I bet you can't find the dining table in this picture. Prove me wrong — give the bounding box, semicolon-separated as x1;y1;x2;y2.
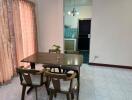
21;52;83;100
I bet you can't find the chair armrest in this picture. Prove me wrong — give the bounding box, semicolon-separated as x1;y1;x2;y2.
36;69;45;75
18;67;44;75
66;72;77;80
20;66;24;68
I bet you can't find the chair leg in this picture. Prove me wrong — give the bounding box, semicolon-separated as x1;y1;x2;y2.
66;93;70;100
54;92;57;98
77;74;80;100
45;77;50;95
49;90;53;100
35;87;38;100
45;84;50;95
71;92;74;100
27;86;33;94
21;86;26;100
77;89;79;100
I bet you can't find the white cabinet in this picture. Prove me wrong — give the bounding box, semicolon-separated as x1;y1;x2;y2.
64;38;77;51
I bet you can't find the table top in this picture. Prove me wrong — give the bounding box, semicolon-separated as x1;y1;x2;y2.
21;52;83;66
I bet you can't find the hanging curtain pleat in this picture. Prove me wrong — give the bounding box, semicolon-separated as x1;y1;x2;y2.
0;0;14;83
13;0;24;67
7;0;18;73
0;0;37;84
19;0;37;60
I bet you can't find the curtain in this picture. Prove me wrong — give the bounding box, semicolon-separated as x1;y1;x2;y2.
0;0;37;84
13;0;37;67
19;0;37;59
13;0;24;67
0;0;14;83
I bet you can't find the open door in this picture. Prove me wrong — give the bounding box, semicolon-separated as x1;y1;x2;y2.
78;19;91;63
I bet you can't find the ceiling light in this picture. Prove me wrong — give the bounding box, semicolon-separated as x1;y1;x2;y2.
67;0;79;16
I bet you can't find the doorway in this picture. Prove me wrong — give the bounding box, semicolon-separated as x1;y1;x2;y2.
63;0;92;63
78;19;91;63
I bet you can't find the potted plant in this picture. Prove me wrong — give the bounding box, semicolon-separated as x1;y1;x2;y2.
52;44;61;51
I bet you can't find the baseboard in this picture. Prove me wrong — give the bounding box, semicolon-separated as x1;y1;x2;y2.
89;62;132;69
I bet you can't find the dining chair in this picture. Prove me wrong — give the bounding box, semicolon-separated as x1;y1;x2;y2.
45;70;77;100
16;66;47;100
49;49;61;54
43;49;61;73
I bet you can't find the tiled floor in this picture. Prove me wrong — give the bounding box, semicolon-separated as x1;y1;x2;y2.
82;65;132;100
0;64;132;100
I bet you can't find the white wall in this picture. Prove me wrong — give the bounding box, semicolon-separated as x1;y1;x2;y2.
90;0;132;66
64;6;92;28
79;6;92;19
36;0;64;52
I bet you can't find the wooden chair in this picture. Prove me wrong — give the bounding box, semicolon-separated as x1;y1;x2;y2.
49;49;61;54
43;49;61;73
16;66;47;100
45;70;77;100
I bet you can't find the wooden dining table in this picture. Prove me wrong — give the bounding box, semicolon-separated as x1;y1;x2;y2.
21;52;83;100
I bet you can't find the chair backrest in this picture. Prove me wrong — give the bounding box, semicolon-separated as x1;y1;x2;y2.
16;67;43;85
45;70;76;91
44;49;61;73
49;49;61;54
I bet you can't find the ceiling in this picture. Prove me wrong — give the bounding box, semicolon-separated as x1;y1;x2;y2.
64;0;92;7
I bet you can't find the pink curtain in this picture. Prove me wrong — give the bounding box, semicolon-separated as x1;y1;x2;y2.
0;0;37;84
0;0;14;83
19;0;37;59
13;0;37;67
13;0;24;67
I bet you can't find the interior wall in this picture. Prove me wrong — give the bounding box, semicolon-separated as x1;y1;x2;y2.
79;6;92;19
90;0;132;66
64;6;92;28
35;0;64;52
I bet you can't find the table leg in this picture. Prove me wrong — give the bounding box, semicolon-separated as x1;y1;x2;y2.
30;62;35;69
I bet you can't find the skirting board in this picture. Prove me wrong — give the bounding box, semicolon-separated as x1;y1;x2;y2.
89;62;132;69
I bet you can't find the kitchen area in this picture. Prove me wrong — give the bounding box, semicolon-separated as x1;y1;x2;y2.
64;0;92;63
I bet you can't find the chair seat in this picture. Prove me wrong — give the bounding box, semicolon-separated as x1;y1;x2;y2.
43;64;61;73
49;78;77;91
22;75;46;85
